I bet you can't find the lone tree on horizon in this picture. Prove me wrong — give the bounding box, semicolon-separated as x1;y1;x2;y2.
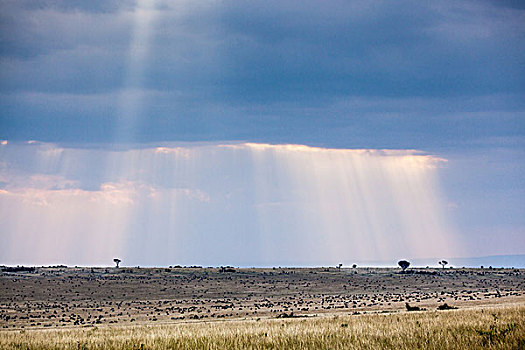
113;258;121;268
439;260;448;269
398;260;410;272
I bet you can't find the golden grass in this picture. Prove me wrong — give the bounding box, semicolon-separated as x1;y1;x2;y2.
1;305;524;349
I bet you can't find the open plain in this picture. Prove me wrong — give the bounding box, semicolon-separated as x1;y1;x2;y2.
1;266;524;349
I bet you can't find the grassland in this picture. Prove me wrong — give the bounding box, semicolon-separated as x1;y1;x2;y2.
1;267;524;348
1;305;524;349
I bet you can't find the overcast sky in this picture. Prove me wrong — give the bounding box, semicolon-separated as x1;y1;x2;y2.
0;0;524;266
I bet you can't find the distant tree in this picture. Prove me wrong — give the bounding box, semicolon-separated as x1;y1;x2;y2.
438;260;448;269
113;258;121;268
398;260;410;272
352;264;357;269
337;263;343;271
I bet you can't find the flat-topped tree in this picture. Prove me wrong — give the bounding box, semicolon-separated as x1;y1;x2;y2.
337;263;342;271
398;260;410;272
113;258;121;268
439;260;448;269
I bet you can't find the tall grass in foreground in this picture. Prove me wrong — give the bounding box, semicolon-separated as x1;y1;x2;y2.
1;305;524;349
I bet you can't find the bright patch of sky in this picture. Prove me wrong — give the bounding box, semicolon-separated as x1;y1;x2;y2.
1;141;462;266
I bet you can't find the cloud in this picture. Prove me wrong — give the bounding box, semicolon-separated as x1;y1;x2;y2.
0;141;463;266
2;1;523;98
1;0;523;147
0;181;142;206
1;141;523;265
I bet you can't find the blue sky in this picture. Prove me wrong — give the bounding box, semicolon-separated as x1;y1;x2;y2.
0;0;524;266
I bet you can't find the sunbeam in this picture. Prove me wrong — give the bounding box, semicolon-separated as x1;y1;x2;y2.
115;0;158;142
0;142;459;266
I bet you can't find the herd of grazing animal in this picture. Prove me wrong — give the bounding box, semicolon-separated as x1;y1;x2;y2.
0;266;523;329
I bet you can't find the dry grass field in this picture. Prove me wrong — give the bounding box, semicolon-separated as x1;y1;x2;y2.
1;305;524;349
1;266;524;348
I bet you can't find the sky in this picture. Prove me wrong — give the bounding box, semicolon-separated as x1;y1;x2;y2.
0;0;524;267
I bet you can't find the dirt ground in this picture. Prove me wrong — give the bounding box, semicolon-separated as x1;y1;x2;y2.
1;266;524;329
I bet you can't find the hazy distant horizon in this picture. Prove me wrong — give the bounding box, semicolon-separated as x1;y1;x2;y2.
3;253;525;270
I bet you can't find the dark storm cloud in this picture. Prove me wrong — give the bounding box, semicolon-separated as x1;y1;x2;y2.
0;0;524;147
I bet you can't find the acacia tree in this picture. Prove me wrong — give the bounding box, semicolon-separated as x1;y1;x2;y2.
337;263;343;271
113;258;121;268
398;260;410;272
439;260;448;269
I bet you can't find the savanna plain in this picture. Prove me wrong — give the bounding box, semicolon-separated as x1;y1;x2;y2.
1;266;524;349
